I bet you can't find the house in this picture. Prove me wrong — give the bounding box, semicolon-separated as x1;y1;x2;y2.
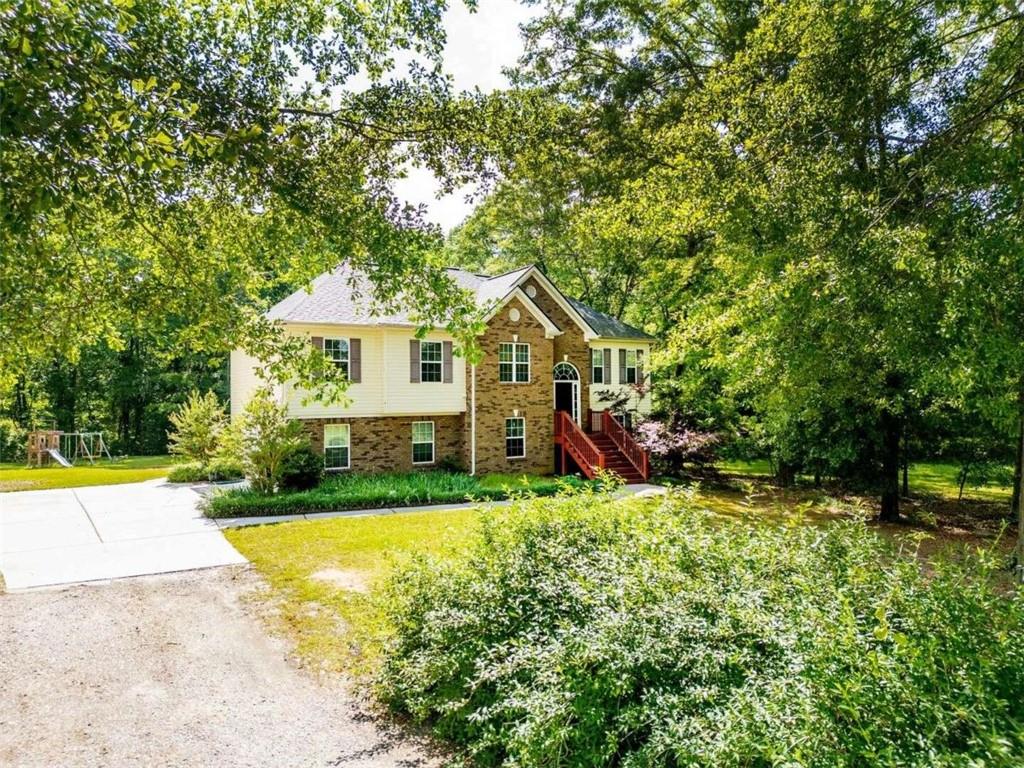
230;264;655;481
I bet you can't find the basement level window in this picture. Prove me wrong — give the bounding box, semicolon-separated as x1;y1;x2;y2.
412;421;435;464
324;424;350;470
505;417;526;459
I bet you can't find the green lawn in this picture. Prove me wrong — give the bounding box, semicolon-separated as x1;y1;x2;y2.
715;458;1014;503
225;505;482;674
0;455;177;492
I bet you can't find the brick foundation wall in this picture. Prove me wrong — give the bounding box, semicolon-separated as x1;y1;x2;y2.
467;296;554;475
300;414;465;474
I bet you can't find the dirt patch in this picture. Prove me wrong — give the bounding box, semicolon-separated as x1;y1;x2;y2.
312;567;371;594
0;567;442;768
0;480;34;492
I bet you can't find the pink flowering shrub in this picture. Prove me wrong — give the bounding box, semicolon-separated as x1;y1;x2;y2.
635;419;720;474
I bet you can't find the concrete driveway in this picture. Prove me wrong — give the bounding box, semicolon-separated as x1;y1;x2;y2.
0;480;246;590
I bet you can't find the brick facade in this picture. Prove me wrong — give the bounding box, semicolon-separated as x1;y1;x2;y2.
300;414;465;474
522;278;591;390
466;296;555;475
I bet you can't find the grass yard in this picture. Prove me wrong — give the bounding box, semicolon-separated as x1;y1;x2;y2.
205;471;589;518
225;505;482;675
0;455;177;492
716;458;1014;503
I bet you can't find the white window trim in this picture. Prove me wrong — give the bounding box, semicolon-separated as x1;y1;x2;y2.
591;349;604;384
505;416;526;460
412;420;435;465
419;340;443;383
323;423;351;471
499;342;531;384
324;337;350;377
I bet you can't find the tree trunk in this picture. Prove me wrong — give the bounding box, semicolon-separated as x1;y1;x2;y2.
958;464;969;503
879;409;901;522
777;460;796;488
1013;401;1023;520
901;456;909;497
1013;389;1024;580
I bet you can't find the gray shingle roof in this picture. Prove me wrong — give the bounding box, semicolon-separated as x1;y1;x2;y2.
567;297;654;340
267;264;411;325
267;262;653;340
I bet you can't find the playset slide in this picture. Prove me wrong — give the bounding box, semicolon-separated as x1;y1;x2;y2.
46;448;73;468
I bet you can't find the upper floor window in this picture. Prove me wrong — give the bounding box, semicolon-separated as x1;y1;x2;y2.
505;417;525;459
412;421;435;464
324;338;349;378
623;349;639;384
592;348;604;384
499;342;530;383
420;341;442;382
324;423;350;470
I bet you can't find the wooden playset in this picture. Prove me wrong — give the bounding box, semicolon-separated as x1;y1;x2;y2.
26;430;112;467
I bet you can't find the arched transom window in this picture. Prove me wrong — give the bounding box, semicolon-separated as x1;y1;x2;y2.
553;362;579;381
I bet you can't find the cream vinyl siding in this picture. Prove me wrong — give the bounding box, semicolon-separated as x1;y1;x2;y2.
229;348;268;418
587;340;653;415
282;324;466;418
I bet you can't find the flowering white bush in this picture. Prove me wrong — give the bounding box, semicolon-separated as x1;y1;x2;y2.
379;493;1024;767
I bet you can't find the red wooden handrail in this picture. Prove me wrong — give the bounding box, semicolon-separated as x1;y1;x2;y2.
554;411;605;478
601;411;650;480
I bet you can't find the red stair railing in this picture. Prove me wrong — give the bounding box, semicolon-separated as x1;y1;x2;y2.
601;411;650;480
554;411;605;479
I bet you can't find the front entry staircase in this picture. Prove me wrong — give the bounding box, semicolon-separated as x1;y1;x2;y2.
553;410;650;483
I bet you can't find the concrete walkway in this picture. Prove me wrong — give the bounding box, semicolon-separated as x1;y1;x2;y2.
0;480;246;591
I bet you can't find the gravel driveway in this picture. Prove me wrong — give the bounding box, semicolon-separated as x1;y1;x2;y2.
0;567;440;768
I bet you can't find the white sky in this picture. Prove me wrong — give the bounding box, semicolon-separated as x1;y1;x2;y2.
390;0;537;233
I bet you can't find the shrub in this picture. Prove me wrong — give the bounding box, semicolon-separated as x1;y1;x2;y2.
437;454;467;474
215;417;244;465
239;387;307;493
168;459;243;483
378;492;1024;767
204;472;590;518
634;418;719;475
0;416;27;463
206;457;244;481
167;462;207;483
167;390;226;465
279;444;324;491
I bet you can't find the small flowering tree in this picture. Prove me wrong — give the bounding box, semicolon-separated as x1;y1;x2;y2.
167;390;226;466
240;387;309;494
634;418;720;475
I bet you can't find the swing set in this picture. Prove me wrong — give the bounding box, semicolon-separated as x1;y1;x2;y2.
26;430;113;468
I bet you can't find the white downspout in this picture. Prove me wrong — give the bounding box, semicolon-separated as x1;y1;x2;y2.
470;363;477;475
